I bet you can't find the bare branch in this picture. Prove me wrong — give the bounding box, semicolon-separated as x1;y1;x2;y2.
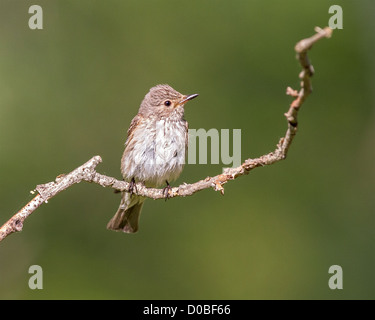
0;27;332;243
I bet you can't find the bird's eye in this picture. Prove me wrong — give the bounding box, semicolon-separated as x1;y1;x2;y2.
164;100;172;107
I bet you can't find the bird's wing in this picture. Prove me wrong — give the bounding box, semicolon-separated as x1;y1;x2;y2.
125;114;143;146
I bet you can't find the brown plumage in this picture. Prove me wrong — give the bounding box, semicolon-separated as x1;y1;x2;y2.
107;84;198;233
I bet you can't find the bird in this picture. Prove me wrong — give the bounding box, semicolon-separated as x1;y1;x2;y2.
107;84;198;233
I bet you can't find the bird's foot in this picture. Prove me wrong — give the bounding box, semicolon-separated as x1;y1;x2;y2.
129;177;138;195
162;180;172;201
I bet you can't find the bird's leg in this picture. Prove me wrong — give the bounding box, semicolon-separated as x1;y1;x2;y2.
129;177;138;196
162;180;172;201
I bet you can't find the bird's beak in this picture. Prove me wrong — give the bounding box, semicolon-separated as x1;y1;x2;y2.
179;93;199;105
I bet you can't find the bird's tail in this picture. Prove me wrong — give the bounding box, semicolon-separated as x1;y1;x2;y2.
107;193;144;233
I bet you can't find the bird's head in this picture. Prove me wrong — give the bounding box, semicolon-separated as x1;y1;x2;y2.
139;84;198;120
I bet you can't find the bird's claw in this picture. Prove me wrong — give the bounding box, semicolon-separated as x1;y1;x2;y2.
162;180;172;201
129;178;137;195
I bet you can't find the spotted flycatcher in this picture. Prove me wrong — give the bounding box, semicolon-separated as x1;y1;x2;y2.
107;84;198;233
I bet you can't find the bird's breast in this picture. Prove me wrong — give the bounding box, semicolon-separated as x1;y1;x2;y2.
121;118;188;186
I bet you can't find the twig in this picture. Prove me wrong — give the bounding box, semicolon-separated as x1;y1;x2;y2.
0;26;332;243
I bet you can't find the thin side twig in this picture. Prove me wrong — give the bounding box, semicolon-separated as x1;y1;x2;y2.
0;26;332;243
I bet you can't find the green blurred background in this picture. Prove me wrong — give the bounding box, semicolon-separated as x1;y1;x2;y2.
0;0;374;299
